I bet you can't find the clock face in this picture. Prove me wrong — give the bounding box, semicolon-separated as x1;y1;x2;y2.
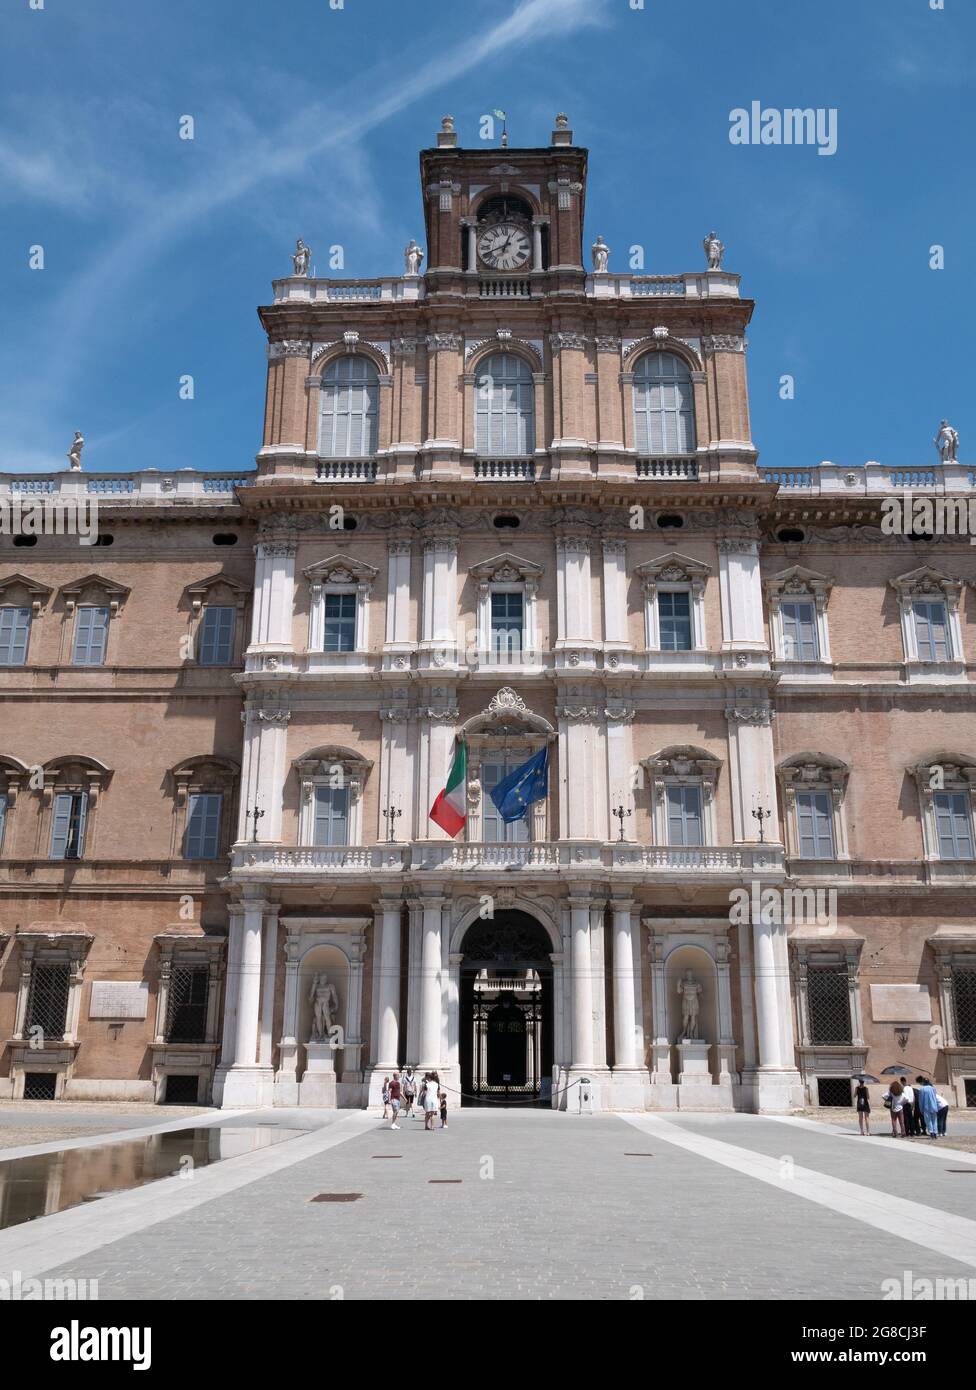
478;222;532;271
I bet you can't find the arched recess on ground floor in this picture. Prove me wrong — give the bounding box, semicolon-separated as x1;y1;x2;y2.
451;900;561;1107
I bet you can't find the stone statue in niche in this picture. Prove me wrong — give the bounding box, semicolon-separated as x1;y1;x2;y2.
308;972;339;1041
678;969;703;1040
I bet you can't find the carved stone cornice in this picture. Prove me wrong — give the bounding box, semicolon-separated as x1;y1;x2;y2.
268;339;311;359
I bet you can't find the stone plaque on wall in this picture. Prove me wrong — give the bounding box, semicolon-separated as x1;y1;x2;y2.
869;984;932;1023
89;982;149;1021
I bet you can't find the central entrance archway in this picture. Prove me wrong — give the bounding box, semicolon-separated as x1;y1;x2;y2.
458;911;554;1107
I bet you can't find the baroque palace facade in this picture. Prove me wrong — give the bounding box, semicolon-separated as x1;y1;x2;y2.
1;115;975;1115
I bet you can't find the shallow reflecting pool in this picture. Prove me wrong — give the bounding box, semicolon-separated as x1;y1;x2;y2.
0;1126;307;1230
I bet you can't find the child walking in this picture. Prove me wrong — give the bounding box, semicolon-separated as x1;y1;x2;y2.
439;1089;448;1130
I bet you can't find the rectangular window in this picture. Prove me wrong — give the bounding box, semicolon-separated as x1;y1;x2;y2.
658;591;692;651
666;785;702;846
795;790;835;859
313;786;350;846
184;792;223;860
25;962;71;1039
72;606;109;666
481;759;530;844
490;591;524;656
198;606;235;665
50;792;87;860
951;966;976;1046
0;606;31;665
781;599;818;661
913;599;950;661
933;790;974;860
166;965;209;1043
323;593;357;653
807;967;853;1044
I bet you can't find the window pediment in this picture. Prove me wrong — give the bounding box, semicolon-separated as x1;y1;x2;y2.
470;553;543;587
0;574;52;616
184;573;249;614
170;756;239;801
911;754;976;795
779;753;849;795
644;745;721;795
890;566;962;603
58;574;130;616
459;687;554;742
634;552;710;594
766;566;832;608
303;555;378;588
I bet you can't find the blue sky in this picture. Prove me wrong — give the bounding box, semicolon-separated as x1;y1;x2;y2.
1;0;971;475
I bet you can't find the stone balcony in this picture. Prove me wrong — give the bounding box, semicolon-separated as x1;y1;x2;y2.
0;469;253;505
269;269;742;305
229;840;785;881
762;461;973;496
586;270;742;300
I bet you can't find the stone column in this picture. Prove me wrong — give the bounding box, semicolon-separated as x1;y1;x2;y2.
217;895;274;1107
742;912;803;1114
418;895;446;1071
249;539;297;655
611;898;638;1069
258;904;280;1069
531;217;546;273
567;893;596;1105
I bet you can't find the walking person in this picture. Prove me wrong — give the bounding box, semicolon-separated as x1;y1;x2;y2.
423;1070;440;1131
439;1088;449;1130
883;1078;905;1136
389;1071;402;1129
917;1078;939;1138
936;1090;950;1137
900;1077;916;1136
854;1079;871;1135
381;1076;391;1120
402;1066;417;1119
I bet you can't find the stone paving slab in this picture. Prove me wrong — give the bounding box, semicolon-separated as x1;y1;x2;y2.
33;1110;976;1301
666;1113;976;1224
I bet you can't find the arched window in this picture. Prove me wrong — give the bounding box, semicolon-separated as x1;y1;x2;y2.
319;356;379;458
633;352;696;455
474;353;534;457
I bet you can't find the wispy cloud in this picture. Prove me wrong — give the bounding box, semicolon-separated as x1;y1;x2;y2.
2;0;609;471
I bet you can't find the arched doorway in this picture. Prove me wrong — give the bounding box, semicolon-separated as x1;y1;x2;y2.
458;912;554;1107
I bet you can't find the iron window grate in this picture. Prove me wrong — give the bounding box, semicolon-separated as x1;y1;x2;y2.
817;1077;853;1108
23;1072;57;1101
952;967;976;1045
166;966;209;1043
808;966;852;1044
163;1074;200;1104
25;963;70;1040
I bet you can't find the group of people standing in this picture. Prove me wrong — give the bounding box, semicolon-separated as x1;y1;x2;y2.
855;1075;950;1138
381;1066;448;1131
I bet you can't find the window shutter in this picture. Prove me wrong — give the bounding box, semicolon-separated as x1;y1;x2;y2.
633;353;695;455
319;357;379;458
0;607;31;665
914;600;949;661
50;792;72;858
74;606;109;665
667;785;702;847
782;600;818;661
0;792;7;850
475;354;533;457
796;791;834;858
51;792;86;859
935;790;973;860
313;787;350;846
199;607;235;665
186;793;223;858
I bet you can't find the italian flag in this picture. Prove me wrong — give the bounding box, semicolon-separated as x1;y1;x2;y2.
429;739;467;838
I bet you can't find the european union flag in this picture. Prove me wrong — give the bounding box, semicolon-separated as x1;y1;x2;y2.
489;746;549;824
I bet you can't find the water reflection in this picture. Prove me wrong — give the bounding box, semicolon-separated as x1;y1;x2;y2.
0;1126;306;1231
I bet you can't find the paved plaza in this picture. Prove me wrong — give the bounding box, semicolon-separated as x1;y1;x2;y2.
2;1106;976;1300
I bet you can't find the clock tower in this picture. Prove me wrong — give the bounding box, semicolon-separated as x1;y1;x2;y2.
421;112;587;296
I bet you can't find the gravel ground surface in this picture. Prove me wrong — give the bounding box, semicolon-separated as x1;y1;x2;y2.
0;1101;204;1149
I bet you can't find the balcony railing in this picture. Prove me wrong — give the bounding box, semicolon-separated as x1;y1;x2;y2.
636;456;700;480
478;278;531;298
315;458;378;482
230;841;784;875
271;275;424;304
586;270;741;300
761;461;973;496
473;457;536;480
0;470;252;504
